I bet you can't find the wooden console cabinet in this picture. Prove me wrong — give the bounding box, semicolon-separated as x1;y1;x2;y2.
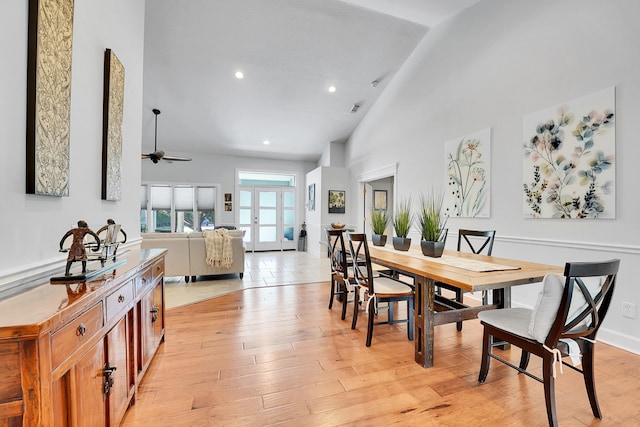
0;248;166;426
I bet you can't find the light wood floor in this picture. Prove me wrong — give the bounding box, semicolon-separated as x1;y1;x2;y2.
121;282;640;426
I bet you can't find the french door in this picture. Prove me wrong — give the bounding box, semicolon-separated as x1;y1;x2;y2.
238;186;296;251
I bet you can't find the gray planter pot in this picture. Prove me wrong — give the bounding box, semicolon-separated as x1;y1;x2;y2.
372;234;387;246
393;237;411;251
420;240;445;257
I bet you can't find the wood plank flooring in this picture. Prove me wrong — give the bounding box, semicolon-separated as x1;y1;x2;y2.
121;282;640;426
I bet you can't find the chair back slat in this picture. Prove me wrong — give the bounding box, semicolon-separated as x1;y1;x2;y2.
546;259;619;346
458;229;496;255
326;229;348;280
347;233;375;294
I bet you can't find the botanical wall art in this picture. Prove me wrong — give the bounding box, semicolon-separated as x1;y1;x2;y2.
102;49;125;201
328;190;345;214
444;128;491;218
26;0;75;196
523;87;615;218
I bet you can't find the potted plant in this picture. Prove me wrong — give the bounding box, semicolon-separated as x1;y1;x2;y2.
392;197;412;251
370;209;389;246
418;189;448;257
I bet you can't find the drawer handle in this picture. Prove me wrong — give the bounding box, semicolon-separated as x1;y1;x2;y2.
77;323;87;336
156;265;161;272
118;294;125;303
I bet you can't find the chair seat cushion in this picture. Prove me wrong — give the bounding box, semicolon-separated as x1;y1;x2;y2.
374;276;413;296
478;308;535;340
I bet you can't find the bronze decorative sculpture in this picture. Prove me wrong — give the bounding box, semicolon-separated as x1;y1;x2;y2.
59;220;101;276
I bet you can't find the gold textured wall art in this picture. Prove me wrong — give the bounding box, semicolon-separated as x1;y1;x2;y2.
102;49;125;201
26;0;75;196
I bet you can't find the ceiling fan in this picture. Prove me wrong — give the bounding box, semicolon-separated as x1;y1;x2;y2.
141;108;192;163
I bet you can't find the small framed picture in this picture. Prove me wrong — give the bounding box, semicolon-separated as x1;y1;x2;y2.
373;190;387;210
328;190;345;214
224;193;232;211
308;183;315;211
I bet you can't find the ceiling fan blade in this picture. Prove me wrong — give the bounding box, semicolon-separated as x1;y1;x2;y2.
162;155;192;162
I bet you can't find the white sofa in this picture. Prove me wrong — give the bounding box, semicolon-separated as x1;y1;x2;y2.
141;230;245;282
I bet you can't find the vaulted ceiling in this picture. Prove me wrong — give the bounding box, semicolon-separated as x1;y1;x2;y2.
141;0;481;162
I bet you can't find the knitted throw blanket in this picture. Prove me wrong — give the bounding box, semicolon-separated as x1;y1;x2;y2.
203;229;233;269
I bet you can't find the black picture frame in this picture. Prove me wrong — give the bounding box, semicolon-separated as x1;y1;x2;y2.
328;190;345;214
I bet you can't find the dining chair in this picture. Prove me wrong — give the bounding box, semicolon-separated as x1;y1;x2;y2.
326;229;353;320
436;229;496;331
347;233;414;347
477;259;620;427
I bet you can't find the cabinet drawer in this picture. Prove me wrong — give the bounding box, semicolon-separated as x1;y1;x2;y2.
106;280;134;323
136;266;153;295
51;302;104;371
151;259;164;281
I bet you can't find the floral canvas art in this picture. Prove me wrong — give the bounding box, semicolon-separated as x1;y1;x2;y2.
523;87;615;218
444;128;491;218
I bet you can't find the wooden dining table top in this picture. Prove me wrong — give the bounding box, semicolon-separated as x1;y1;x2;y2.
366;245;563;292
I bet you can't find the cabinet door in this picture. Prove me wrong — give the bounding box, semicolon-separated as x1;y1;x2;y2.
106;314;132;426
69;341;106;427
139;282;164;374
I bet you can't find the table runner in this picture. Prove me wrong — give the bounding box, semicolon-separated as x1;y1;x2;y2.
374;246;520;272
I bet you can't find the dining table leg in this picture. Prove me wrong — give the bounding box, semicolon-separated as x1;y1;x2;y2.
414;275;435;368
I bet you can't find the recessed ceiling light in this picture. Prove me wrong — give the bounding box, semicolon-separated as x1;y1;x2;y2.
235;71;244;79
328;85;336;93
263;140;270;145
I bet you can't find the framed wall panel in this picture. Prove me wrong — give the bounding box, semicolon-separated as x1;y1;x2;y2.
102;48;125;201
26;0;75;196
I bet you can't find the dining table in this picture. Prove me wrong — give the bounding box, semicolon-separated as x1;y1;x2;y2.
366;244;563;368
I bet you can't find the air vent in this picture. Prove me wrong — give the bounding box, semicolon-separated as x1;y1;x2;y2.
350;104;360;113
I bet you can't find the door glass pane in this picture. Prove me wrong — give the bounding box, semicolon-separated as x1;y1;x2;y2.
283;210;294;225
239;208;251;224
283;226;294;241
240;190;252;206
260;227;277;242
259;209;276;224
259;191;277;207
284;191;295;208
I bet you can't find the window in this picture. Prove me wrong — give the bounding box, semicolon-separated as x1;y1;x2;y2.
197;187;215;231
141;184;218;232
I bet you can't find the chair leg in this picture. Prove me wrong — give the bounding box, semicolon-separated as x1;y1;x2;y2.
407;296;414;341
455;289;463;331
478;329;491;383
351;286;360;330
365;298;375;347
543;355;559;427
519;350;531;370
581;340;602;418
328;276;335;309
340;283;348;320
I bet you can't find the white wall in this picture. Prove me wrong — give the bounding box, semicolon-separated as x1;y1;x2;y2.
305;166;353;256
142;151;316;228
345;0;640;353
0;1;145;281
